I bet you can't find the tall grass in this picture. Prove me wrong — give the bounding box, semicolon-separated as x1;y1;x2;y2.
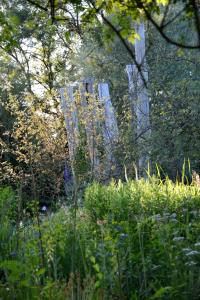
0;177;200;299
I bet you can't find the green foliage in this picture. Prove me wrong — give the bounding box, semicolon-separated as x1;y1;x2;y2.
1;0;200;188
148;20;200;177
0;2;200;297
0;186;16;222
0;187;18;268
1;179;200;299
0;95;67;203
85;178;200;220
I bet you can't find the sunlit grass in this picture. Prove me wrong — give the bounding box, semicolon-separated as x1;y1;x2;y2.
0;178;200;299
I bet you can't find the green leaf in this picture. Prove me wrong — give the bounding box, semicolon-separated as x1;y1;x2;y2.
65;31;71;42
90;256;96;264
9;15;21;26
93;263;100;273
127;32;140;44
35;268;45;276
150;286;172;299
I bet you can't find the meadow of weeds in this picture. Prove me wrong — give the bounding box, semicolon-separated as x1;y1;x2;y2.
0;177;200;299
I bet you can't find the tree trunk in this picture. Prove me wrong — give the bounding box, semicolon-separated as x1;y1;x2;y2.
80;79;99;177
126;22;150;176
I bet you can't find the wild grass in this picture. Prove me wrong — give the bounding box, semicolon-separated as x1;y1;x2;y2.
0;177;200;299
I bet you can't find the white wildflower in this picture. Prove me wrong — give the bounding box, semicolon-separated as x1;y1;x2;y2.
185;261;197;266
151;265;161;271
182;248;192;253
171;213;177;218
163;212;170;217
170;218;178;223
152;214;162;221
173;237;184;242
186;250;199;256
190;210;198;216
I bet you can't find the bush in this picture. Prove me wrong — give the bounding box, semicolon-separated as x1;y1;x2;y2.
1;179;200;299
85;178;200;220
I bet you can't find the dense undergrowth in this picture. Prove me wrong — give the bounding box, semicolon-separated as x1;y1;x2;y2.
1;178;200;299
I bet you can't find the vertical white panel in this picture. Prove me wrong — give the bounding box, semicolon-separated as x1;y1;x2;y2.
60;86;79;165
98;83;119;175
98;83;119;142
80;79;99;174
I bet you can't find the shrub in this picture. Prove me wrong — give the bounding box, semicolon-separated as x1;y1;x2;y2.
1;179;200;299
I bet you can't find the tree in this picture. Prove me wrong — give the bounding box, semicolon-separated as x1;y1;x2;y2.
0;0;72;201
16;0;200;81
148;21;200;177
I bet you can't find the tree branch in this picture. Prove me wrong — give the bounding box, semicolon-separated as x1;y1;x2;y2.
26;0;48;11
190;0;200;46
136;0;200;49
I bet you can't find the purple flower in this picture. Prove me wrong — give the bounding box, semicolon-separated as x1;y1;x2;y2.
64;166;72;183
114;225;123;231
10;251;17;257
